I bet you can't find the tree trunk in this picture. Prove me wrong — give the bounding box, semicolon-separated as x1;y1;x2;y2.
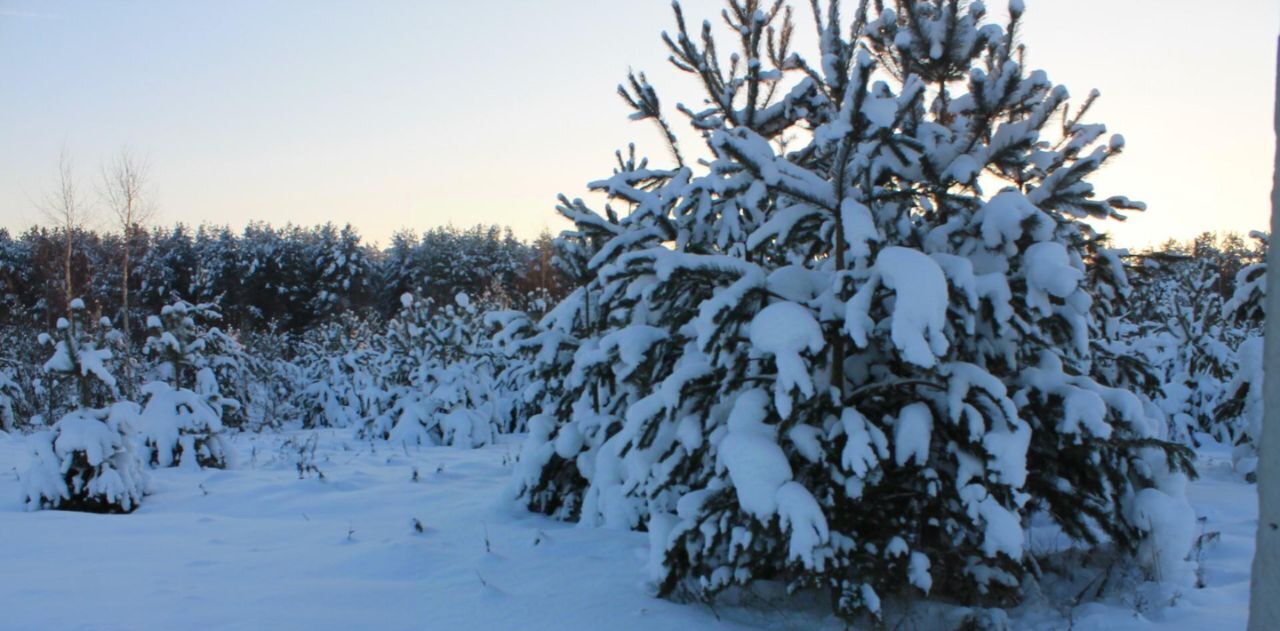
1248;34;1280;631
121;246;130;337
64;232;73;314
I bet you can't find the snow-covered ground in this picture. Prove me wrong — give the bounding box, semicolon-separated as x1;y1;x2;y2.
0;430;1255;630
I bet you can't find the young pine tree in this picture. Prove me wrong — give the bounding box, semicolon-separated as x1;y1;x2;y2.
1123;250;1239;445
511;0;1196;620
362;293;499;447
0;365;30;433
22;298;147;512
297;313;381;429
1218;231;1270;478
136;299;239;468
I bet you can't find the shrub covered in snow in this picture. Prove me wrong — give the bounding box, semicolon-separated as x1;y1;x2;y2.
1097;232;1265;477
143;299;247;427
137;300;240;468
1218;337;1264;479
0;322;45;430
22;403;148;513
510;0;1196;621
1213;231;1268;477
1223;232;1268;329
238;326;307;431
0;366;29;432
1117;251;1239;444
23;303;147;512
361;293;503;448
484;297;555;435
136;382;228;468
39;299;124;413
297;314;383;429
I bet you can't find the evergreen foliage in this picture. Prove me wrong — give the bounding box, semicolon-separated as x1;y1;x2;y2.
0;364;30;432
1215;232;1269;477
0;5;1269;618
22;299;147;512
510;0;1198;620
297;314;383;429
360;292;507;447
136;300;239;468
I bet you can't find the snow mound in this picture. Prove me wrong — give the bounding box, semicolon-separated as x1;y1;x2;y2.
718;389;791;519
846;246;950;367
975;190;1054;247
749;302;824;418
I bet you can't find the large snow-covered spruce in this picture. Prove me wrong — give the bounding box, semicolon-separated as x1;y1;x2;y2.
23;301;148;512
509;0;1195;619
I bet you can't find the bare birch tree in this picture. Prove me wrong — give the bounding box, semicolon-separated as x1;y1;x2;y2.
38;148;90;314
99;148;156;337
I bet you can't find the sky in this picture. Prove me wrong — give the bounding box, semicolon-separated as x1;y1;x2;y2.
0;0;1277;248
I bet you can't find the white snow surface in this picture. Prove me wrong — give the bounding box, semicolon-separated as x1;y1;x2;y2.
0;431;1259;630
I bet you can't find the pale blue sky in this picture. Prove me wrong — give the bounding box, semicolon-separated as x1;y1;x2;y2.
1;0;1277;247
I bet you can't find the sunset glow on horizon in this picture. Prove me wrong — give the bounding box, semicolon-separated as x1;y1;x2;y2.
1;0;1276;248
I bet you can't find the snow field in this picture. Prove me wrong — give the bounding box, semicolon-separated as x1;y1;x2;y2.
0;430;815;630
0;429;1257;630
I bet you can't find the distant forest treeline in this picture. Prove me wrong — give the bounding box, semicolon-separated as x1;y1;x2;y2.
0;222;567;335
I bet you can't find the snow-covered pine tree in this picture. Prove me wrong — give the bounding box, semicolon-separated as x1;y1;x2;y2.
41;298;123;411
512;0;1196;620
1224;231;1268;329
1117;249;1238;445
0;365;29;432
297;333;349;430
484;289;554;434
1218;231;1269;478
136;226;198;312
1085;244;1166;411
1;324;48;428
136;299;239;468
305;223;372;325
505;180;666;520
427;293;502;448
22;298;147;512
297;312;381;429
361;292;435;442
239;324;307;430
377;230;423;317
361;292;499;447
